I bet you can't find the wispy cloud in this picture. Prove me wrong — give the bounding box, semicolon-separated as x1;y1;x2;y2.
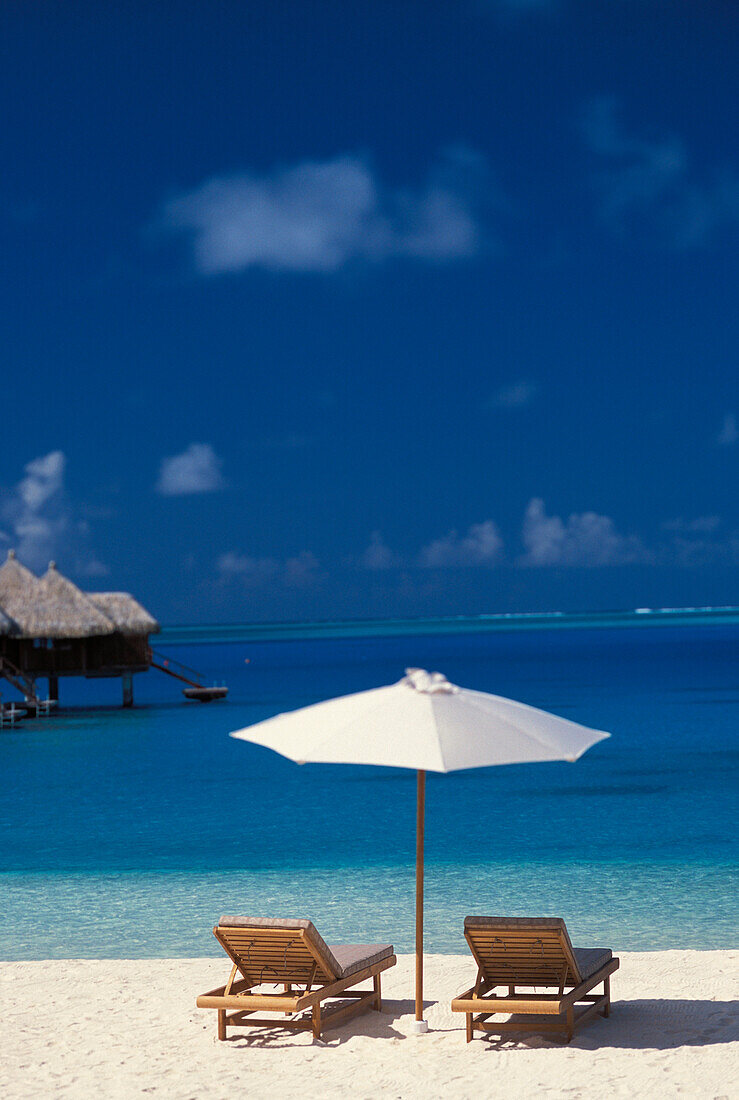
666;529;739;568
283;551;321;586
716;412;737;447
490;380;538;409
216;552;278;586
659;515;735;566
217;549;320;587
156;443;224;496
159;149;487;275
582;96;739;248
661;516;721;535
520;498;651;566
0;451;108;575
361;531;398;571
419;520;504;568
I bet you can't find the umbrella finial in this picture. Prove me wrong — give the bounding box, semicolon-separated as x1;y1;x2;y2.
403;668;458;694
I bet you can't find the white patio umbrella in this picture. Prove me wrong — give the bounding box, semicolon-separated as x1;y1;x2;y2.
230;667;609;1033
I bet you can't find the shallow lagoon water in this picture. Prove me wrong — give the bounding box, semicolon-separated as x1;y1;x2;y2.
1;619;737;957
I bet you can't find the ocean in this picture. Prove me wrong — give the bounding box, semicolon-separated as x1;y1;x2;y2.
1;612;737;959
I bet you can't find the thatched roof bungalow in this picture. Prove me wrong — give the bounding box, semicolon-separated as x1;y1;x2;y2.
0;551;160;706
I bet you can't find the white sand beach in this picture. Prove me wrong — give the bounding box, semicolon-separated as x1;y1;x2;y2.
1;950;736;1099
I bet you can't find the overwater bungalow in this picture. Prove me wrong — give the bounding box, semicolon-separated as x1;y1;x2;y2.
0;550;160;707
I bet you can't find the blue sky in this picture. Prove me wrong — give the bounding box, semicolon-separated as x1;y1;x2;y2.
1;1;737;622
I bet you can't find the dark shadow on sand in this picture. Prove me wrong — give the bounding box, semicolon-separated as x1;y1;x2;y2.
222;997;432;1048
477;999;739;1051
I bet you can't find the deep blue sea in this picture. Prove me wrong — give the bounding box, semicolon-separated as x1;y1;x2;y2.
1;613;737;959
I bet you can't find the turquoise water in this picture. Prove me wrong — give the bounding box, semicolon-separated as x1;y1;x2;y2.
1;615;737;958
158;605;739;644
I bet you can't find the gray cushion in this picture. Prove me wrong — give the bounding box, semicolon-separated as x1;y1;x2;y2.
218;916;341;979
573;947;612;980
464;915;567;932
329;943;394;979
220;916;312;931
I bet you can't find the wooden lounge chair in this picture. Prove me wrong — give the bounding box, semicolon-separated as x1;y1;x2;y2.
451;916;619;1043
196;916;397;1040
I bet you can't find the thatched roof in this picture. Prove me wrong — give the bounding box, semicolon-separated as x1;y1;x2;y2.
0;602;18;634
89;592;160;635
21;563;117;639
0;551;43;635
0;550;159;639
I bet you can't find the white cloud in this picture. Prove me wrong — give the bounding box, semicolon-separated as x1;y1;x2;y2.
156;443;224;496
18;451;65;512
582;97;739;248
78;556;110;577
160;150;484;275
419;520;504;568
717;412;738;447
10;451;67;570
217;549;320;587
361;531;397;571
490;380;538;409
520;498;651;566
0;451;107;574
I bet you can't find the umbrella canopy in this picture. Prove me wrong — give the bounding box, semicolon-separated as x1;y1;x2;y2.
231;667;610;1031
232;667;608;772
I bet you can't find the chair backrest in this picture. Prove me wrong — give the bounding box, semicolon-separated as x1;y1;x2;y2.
215;916;341;986
464;916;583;988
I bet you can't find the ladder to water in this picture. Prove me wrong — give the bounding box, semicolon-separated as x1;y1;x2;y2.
0;656;39;704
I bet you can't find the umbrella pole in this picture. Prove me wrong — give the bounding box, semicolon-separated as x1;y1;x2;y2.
413;768;428;1032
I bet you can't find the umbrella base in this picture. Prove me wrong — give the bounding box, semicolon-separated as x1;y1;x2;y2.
409;1019;429;1035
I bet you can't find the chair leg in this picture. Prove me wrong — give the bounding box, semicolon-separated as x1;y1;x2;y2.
602;976;611;1017
466;1013;473;1043
565;1006;574;1043
217;1010;227;1041
373;973;382;1012
312;1003;322;1040
285;982;292;1015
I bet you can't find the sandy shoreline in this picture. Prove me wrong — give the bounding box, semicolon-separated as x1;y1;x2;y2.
1;951;736;1098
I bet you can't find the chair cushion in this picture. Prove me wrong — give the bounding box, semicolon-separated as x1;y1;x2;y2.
329;943;394;979
218;916;341;979
464;916;567;932
572;947;612;980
